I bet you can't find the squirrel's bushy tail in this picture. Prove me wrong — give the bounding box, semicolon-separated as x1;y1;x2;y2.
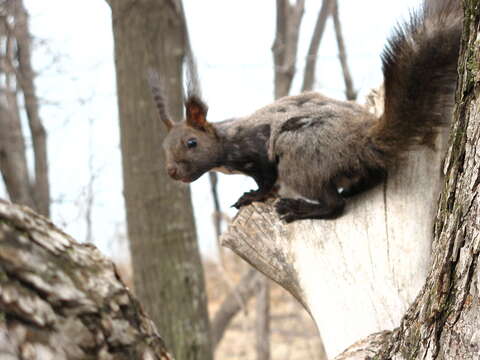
370;0;463;158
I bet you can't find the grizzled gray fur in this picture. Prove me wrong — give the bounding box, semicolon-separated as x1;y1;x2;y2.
149;0;462;222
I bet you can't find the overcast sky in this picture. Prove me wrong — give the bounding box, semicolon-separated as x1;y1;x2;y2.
21;0;421;260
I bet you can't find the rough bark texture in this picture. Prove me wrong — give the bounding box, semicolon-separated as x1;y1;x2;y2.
221;90;447;357
0;200;173;360
107;1;213;359
375;2;480;358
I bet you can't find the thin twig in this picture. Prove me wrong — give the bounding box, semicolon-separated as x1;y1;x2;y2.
332;0;357;100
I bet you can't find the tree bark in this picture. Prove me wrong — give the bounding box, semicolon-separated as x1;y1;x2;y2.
0;200;173;360
374;2;480;357
107;1;213;359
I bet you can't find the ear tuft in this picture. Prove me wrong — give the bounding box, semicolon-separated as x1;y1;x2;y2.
185;96;216;135
147;69;175;130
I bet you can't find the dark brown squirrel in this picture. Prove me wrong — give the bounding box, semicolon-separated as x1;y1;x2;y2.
148;0;462;223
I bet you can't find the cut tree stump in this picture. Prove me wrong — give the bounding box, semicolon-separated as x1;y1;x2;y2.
221;93;448;358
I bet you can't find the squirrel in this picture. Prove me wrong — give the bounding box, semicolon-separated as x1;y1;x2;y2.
148;0;462;223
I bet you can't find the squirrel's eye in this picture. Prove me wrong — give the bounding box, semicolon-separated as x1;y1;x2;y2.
186;138;197;149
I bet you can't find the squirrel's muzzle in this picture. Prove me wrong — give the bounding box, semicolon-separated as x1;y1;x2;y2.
167;166;178;179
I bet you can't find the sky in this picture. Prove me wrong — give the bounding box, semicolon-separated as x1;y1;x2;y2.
20;0;421;260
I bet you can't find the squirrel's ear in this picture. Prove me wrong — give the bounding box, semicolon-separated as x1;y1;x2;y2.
185;96;216;135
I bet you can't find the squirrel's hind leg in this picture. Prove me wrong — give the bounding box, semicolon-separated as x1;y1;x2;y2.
334;167;387;198
275;184;345;223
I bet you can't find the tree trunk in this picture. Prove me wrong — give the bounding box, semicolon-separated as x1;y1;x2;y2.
13;0;50;217
374;2;480;357
223;1;480;358
0;102;34;211
272;0;305;100
0;1;49;216
0;200;173;360
106;1;212;359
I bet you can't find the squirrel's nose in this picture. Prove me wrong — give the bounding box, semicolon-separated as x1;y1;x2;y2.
167;166;177;178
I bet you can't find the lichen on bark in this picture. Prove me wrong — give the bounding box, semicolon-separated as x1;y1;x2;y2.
0;200;173;360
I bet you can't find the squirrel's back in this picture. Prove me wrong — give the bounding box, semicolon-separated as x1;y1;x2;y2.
270;0;463;204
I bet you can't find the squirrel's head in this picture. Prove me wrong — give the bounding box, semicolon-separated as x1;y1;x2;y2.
148;71;221;183
162;96;222;183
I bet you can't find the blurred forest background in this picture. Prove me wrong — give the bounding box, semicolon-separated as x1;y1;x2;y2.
0;0;422;359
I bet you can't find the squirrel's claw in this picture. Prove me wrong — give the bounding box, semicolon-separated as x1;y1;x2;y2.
232;188;276;209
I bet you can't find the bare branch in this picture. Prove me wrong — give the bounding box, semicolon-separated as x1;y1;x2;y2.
209;172;222;240
272;0;305;99
332;0;356;100
0;102;34;209
211;268;262;347
85;118;96;243
255;276;271;360
180;0;202;99
0;15;35;210
301;0;334;92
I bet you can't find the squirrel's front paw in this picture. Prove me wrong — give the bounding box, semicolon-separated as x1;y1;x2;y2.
232;189;273;209
232;192;255;209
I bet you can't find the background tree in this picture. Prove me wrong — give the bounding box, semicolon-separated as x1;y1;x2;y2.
0;0;49;217
105;1;213;359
